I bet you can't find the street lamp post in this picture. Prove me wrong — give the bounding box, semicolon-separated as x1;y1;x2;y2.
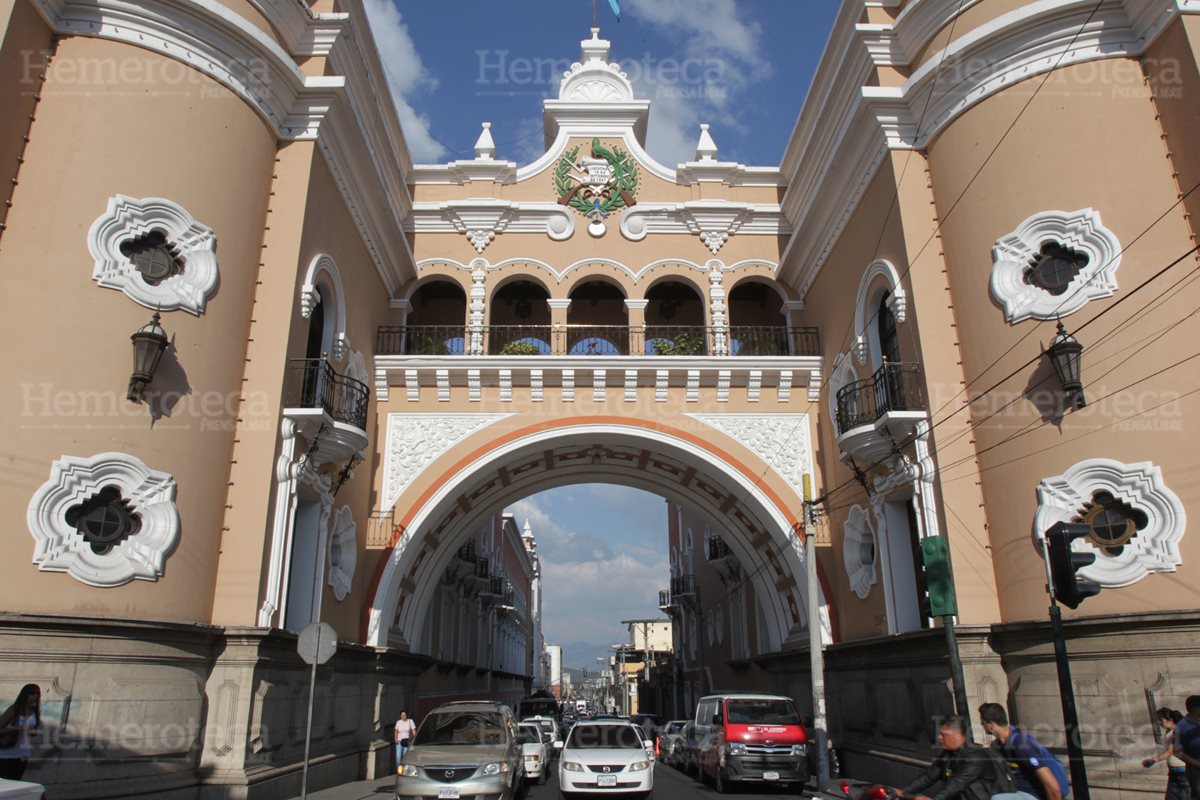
611;644;628;716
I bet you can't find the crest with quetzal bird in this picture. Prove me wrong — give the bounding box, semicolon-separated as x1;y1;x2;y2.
554;138;639;236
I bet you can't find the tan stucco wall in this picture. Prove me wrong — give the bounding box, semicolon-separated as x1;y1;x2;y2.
0;35;276;621
927;60;1200;622
1144;17;1200;248
0;0;51;232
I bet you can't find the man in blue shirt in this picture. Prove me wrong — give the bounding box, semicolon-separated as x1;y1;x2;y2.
979;703;1067;800
1174;695;1200;799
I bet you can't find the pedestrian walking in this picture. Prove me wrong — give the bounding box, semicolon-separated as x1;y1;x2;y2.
394;710;417;766
1143;707;1189;800
0;684;41;780
979;702;1069;800
1172;696;1200;799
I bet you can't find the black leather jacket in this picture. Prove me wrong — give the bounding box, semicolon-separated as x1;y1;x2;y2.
900;743;994;800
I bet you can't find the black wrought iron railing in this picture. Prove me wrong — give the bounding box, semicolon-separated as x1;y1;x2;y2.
835;362;925;435
658;589;674;609
376;325;821;358
458;540;477;562
707;536;732;561
283;358;370;431
475;556;490;580
729;326;820;357
670;574;695;597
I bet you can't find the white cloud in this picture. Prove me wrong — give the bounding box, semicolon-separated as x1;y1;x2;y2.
622;0;771;165
360;0;447;163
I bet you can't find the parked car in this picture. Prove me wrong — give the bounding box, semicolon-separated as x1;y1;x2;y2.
632;723;656;761
558;719;654;797
522;714;562;753
396;700;524;800
0;778;46;800
657;719;691;769
517;722;549;785
693;693;809;793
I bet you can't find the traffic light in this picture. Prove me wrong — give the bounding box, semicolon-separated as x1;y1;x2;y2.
1044;521;1102;609
919;535;958;617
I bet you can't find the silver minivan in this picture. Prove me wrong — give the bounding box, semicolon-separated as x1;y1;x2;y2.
396;700;524;800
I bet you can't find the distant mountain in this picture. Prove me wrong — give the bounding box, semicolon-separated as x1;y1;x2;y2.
559;641;620;672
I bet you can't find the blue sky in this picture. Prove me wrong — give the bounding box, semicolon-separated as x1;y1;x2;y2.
506;485;672;659
363;0;842;167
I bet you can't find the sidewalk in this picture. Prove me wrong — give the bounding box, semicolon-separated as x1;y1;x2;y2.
286;777;393;800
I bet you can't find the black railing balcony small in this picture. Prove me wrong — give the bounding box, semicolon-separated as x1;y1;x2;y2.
729;326;821;357
376;325;467;355
670;574;695;597
835;362;925;435
658;589;674;609
283;358;370;431
563;325;630;356
458;540;476;562
475;556;490;580
707;536;732;561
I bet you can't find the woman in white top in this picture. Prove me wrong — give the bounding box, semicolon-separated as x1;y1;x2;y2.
1143;707;1189;800
394;711;417;766
0;684;40;780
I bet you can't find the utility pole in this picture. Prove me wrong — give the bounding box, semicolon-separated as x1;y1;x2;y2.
802;475;829;793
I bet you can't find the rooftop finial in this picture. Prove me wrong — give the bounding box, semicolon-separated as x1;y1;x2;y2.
474;122;495;160
696;124;719;161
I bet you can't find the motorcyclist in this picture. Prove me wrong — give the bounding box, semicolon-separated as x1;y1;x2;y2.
895;717;1003;800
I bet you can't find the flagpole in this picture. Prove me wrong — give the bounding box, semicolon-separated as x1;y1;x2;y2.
593;0;597;27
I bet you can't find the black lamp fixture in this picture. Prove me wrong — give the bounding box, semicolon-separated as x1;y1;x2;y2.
127;311;169;403
1046;319;1086;409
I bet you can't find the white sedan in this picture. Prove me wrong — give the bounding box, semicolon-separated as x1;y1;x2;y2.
0;778;46;800
559;720;653;797
518;722;550;784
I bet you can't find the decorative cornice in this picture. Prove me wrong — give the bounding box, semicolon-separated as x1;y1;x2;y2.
380;413;515;512
406;199;576;250
619;200;791;254
414;255;778;286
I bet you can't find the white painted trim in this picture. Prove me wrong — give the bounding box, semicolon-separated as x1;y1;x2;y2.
1035;457;1186;587
367;423;832;650
414;255;778;287
619;200;791;253
327;505;357;601
852;259;906;366
300;254;350;360
27;452;179;587
88;195;218;315
990;208;1121;323
259;419;301;627
406;199;577;246
843;504;878;599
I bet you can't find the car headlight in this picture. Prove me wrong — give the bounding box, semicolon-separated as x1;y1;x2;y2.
563;761;585;772
791;744;807;757
481;761;510;776
628;760;651;772
726;742;747;756
398;764;420;777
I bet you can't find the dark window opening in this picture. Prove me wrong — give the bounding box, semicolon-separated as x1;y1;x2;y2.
120;230;183;286
1024;242;1089;295
65;485;142;555
878;292;901;365
1079;491;1147;556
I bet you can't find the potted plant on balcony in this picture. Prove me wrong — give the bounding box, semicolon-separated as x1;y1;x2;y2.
499;341;543;356
653;331;706;356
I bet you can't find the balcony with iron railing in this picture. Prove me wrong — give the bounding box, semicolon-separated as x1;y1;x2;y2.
834;362;928;465
706;536;732;561
376;324;820;357
281;358;370;463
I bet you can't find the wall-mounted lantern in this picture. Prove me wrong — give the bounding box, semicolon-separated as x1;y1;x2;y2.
1046;319;1086;410
127;312;169;403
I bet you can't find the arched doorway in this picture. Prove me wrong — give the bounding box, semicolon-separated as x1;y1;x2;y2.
365;421;832;659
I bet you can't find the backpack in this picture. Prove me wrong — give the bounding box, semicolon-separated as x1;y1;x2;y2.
1005;731;1071;799
982;743;1017;795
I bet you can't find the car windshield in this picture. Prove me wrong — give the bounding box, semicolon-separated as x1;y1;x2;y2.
413;712;508;746
567;725;644;750
726;699;801;725
667;722;685;733
518;725;541;741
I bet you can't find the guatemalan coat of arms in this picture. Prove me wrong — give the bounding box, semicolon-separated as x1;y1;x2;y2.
554;138;639;237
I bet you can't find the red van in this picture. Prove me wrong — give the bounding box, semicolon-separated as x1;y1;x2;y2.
693;693;809;792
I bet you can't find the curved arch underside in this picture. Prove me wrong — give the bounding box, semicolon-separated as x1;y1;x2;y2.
366;422;833;655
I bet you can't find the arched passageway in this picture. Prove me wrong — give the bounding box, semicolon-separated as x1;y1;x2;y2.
366;420;833;655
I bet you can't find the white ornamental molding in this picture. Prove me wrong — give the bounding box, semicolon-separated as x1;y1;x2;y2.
991;208;1121;323
558;28;636;102
842;504;877;600
406;199;576;249
685;414;814;500
381;413;515;512
27;452;180;588
88;195;219;315
852;259;906;365
619;200;790;253
1034;458;1186;588
327;505;357;601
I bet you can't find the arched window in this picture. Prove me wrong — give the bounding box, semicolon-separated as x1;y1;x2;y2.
877;291;901;364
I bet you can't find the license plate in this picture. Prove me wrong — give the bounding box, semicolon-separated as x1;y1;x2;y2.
597;774;618;787
437;789;460;799
763;771;780;781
